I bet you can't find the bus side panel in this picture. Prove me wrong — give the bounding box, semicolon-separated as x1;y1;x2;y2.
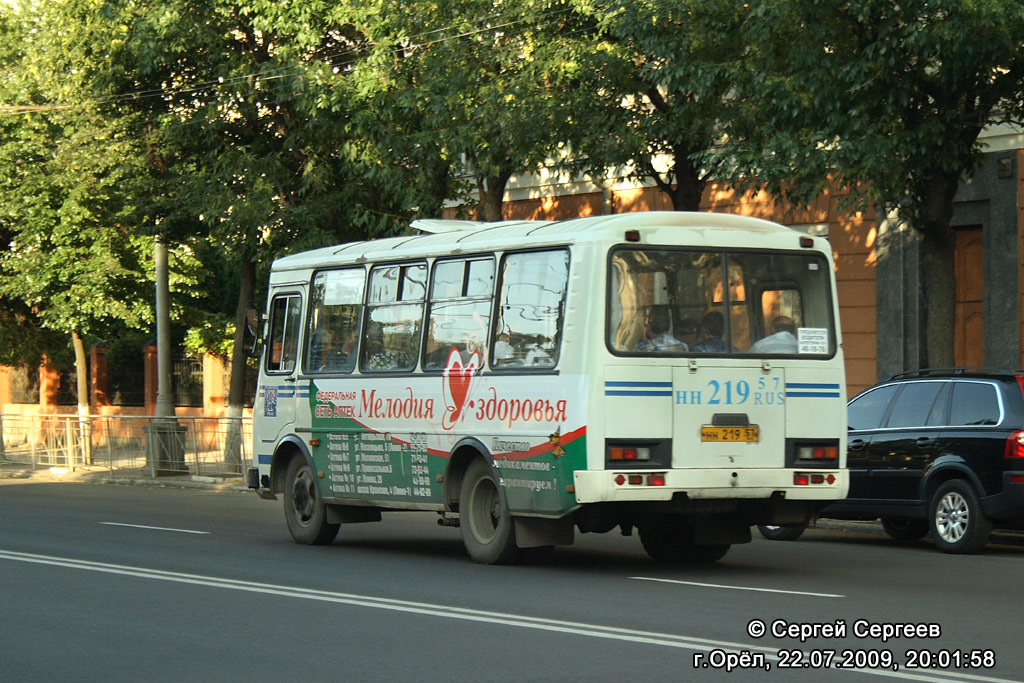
306;374;589;516
309;381;438;503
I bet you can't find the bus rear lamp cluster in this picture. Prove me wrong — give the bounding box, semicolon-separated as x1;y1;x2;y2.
794;473;837;486
608;446;651;461
797;445;838;462
614;473;666;487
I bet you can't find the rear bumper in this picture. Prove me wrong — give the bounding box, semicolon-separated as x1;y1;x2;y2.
982;472;1024;520
573;468;849;504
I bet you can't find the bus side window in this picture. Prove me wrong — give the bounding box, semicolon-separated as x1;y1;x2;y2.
424;257;495;371
266;294;302;374
362;263;427;372
306;268;365;373
493;249;569;369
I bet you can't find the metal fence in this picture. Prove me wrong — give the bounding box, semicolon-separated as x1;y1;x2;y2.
172;355;204;407
0;413;251;478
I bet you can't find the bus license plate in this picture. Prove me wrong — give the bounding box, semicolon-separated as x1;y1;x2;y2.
701;426;759;442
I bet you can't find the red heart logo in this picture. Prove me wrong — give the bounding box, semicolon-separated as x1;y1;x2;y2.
442;348;479;430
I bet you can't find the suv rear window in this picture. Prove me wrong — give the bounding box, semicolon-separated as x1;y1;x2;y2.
848;385;898;430
950;382;1001;426
886;382;945;429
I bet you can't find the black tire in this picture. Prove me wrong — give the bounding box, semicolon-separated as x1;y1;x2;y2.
880;517;929;542
639;519;694;563
692;544;730;563
757;524;806;541
283;456;340;545
460;458;523;564
929;479;992;554
638;520;688;565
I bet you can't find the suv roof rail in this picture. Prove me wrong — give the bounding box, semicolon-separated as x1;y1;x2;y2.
886;366;1021;381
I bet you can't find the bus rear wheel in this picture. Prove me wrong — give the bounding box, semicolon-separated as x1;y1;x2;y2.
284;456;340;545
460;458;523;564
639;519;730;563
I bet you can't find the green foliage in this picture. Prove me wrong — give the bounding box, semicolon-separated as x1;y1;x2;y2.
333;0;603;218
104;328;151;367
184;315;235;359
563;0;746;209
0;2;160;368
2;0;1021;375
712;0;1024;228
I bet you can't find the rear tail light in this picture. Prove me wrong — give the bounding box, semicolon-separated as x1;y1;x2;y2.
613;472;667;486
1005;429;1024;459
794;472;836;486
796;445;838;462
609;446;651;462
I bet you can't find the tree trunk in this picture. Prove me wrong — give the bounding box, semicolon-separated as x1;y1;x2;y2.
417;153;452;219
667;146;705;212
647;145;706;212
476;168;513;222
224;253;256;470
919;231;957;368
71;330;92;465
916;169;961;369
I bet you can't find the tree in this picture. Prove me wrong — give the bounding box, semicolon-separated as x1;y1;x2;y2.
718;0;1024;367
0;2;162;422
571;0;743;211
342;0;598;220
109;0;435;463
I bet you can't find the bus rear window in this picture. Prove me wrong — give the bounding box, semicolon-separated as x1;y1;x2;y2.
608;248;835;357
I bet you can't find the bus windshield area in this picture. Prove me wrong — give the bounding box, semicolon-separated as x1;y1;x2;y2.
608;247;835;357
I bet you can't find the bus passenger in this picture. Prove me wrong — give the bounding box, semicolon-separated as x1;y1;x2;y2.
750;316;798;353
636;308;687;352
494;332;515;361
677;317;700;350
696;311;727;353
525;334;552;366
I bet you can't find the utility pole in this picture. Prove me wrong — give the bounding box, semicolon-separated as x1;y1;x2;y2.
146;234;187;475
154;235;174;419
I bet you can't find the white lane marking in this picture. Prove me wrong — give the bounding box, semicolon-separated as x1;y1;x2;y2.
0;549;1016;683
631;576;844;598
100;522;210;535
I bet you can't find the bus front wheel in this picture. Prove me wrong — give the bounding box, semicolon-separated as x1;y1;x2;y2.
460;458;523;564
283;456;340;545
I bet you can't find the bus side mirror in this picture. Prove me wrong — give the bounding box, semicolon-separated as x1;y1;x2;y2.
244;305;263;358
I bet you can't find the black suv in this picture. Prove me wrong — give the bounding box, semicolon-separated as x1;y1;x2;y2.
761;368;1024;553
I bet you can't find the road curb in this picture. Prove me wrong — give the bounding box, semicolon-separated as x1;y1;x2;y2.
1;464;247;492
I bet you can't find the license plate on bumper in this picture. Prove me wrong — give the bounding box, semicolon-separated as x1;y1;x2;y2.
701;426;760;442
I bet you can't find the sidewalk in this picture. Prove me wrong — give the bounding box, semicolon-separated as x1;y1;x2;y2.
0;460;248;492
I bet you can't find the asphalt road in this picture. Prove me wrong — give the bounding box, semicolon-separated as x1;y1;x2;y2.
2;481;1022;682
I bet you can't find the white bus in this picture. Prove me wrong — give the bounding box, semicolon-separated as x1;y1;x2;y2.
246;211;848;564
